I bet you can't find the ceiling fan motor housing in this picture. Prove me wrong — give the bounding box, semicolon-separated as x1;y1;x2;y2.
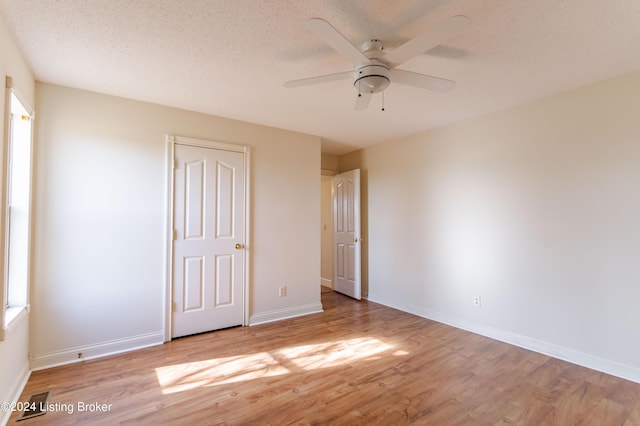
354;40;390;94
354;59;390;93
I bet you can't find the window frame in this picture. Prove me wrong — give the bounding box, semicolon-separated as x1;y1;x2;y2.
1;77;34;337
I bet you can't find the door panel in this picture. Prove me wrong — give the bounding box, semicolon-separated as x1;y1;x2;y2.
333;169;361;299
215;254;234;306
216;161;234;238
172;144;245;337
183;256;204;312
185;159;205;239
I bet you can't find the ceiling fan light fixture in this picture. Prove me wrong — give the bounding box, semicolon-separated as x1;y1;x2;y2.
354;63;390;94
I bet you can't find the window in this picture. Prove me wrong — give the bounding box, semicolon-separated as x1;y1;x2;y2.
2;87;33;329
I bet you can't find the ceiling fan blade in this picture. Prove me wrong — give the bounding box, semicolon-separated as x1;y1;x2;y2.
283;71;352;88
384;15;470;67
391;69;455;93
306;18;371;66
354;93;371;111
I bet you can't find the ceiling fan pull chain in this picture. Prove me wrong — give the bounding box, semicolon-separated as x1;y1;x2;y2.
381;91;385;111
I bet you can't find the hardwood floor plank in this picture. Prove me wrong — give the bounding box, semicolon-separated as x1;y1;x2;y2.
8;290;640;425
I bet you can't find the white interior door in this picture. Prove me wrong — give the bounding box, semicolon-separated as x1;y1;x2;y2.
333;169;361;299
172;143;245;338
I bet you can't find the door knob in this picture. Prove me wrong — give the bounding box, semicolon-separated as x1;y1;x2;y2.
235;243;243;250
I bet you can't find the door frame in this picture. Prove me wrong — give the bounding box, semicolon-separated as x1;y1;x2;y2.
163;135;251;342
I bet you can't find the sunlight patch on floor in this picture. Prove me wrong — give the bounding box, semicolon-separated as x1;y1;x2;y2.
155;337;402;394
279;337;394;371
155;352;290;394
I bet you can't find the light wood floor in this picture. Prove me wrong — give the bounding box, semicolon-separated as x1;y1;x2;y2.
9;289;640;425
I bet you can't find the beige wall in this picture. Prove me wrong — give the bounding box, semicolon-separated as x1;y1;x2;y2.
0;17;34;423
321;153;338;173
341;71;640;382
30;83;321;368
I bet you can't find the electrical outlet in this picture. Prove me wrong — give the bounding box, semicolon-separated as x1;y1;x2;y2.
473;296;481;307
278;286;287;297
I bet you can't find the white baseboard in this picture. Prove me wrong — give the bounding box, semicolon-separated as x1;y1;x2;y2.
366;295;640;385
0;361;30;426
250;303;323;326
320;278;333;288
30;331;165;371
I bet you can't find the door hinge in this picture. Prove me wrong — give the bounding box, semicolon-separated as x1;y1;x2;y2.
172;302;177;312
174;159;178;169
173;229;177;240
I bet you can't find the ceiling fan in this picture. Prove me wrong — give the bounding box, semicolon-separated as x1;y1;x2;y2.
284;15;470;110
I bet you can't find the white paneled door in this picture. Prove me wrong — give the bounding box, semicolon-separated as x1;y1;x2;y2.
333;169;361;299
172;143;245;338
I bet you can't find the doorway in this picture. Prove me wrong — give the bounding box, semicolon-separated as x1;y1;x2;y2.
320;174;334;289
320;168;362;300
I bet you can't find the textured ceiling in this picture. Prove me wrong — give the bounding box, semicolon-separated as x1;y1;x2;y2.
1;0;639;154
